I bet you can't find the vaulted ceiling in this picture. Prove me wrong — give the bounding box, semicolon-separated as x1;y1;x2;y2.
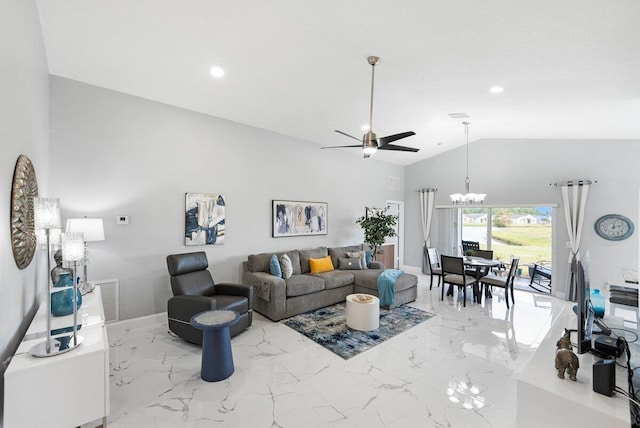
36;0;640;165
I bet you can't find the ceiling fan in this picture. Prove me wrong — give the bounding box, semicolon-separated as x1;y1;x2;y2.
322;56;418;158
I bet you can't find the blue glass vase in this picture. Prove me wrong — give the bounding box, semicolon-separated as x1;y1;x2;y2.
590;288;605;318
51;272;82;317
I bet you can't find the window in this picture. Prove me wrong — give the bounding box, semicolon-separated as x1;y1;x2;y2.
461;206;552;270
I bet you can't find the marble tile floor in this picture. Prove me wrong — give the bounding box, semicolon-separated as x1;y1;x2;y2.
101;274;571;427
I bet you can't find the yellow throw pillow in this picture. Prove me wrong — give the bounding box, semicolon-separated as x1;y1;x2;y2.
309;255;334;274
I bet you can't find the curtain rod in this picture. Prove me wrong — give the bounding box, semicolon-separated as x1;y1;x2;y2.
550;179;597;187
436;203;559;209
416;188;438;193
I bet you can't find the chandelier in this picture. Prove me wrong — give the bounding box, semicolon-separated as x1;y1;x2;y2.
449;121;486;204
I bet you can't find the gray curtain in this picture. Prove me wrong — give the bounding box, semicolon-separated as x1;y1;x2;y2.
419;189;436;273
557;181;591;301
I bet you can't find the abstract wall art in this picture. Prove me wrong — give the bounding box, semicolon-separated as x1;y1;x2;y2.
11;155;39;269
185;193;225;245
272;200;327;237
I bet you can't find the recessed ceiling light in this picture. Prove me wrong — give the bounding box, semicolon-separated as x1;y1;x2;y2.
361;124;370;131
489;86;504;93
209;66;225;78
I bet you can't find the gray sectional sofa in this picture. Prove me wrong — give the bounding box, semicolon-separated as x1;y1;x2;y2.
242;245;418;321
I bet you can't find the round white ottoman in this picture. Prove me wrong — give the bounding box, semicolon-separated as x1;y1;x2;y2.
346;294;380;331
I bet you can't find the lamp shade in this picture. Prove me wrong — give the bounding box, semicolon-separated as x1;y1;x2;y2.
62;232;85;262
66;218;105;242
34;198;61;230
36;227;61;250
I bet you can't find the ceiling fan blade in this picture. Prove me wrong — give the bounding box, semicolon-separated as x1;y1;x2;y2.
378;143;420;152
321;144;363;149
334;130;362;142
378;131;416;146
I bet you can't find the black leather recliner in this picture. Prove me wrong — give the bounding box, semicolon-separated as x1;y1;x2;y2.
166;251;253;345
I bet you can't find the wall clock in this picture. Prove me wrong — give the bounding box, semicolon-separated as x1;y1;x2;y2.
594;214;634;241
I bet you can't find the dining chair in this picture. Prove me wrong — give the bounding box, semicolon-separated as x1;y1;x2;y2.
480;257;520;308
462;240;480;256
461;240;480;252
470;249;493;260
464;249;494;279
441;255;478;307
426;247;443;290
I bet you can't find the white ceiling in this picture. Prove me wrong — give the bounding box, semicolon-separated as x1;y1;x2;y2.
36;0;640;166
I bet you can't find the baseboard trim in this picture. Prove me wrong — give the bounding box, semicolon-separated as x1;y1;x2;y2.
107;312;167;334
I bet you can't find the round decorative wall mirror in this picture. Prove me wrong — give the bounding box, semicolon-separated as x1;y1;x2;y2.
11;155;39;269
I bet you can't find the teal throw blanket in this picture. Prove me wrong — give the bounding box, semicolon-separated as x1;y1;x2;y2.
377;269;404;306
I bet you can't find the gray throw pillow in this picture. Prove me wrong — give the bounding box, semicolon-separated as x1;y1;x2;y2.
346;251;367;270
339;257;363;270
280;253;293;279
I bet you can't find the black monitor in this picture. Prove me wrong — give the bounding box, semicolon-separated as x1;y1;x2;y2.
575;259;595;354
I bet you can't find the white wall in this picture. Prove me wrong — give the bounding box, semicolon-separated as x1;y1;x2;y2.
49;77;405;320
404;139;640;297
0;0;49;364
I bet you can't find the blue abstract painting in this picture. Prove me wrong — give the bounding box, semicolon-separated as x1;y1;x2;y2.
272;200;327;237
185;193;225;245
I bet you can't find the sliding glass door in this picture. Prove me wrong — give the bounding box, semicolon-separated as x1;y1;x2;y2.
460;206;553;272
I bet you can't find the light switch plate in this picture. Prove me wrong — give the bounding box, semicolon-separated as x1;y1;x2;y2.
116;215;129;225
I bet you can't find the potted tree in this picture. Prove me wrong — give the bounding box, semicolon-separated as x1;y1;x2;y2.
356;207;397;260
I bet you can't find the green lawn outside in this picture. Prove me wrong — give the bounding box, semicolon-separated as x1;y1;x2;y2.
463;224;552;274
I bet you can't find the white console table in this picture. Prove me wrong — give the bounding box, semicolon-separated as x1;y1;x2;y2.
517;305;635;427
4;286;110;428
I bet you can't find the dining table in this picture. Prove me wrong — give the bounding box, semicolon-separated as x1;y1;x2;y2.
446;256;503;303
466;257;504;302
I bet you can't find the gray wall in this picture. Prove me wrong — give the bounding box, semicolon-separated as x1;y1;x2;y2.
404;138;640;297
49;77;405;320
0;0;49;366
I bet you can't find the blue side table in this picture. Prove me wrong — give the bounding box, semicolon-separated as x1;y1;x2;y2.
190;310;240;382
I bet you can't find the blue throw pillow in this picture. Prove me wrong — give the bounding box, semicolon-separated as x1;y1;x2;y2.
269;254;282;278
365;250;373;268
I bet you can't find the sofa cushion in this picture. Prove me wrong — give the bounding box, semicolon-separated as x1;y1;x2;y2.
310;255;334;274
298;247;328;274
346;251;367;270
285;274;325;297
338;257;362;270
311;270;354;289
248;250;300;274
351;269;383;290
269;254;282;277
280;253;293;279
365;250;373;268
394;273;419;291
328;245;362;270
279;250;301;275
353;270;418;293
247;252;273;273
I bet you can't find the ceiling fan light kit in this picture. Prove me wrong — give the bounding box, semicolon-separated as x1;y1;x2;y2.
363;132;378;155
322;56;418;158
449;121;486;205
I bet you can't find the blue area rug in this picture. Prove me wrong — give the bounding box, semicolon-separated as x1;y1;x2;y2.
282;303;434;359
